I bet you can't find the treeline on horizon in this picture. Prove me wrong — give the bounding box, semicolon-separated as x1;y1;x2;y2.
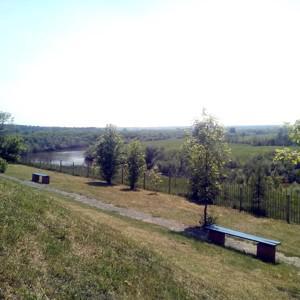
5;124;187;153
4;123;295;154
4;122;300;186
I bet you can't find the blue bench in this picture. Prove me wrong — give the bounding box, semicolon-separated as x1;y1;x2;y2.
205;224;281;263
32;173;50;184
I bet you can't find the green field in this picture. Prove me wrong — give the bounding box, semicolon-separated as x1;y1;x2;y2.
143;139;297;163
1;168;300;299
143;138;184;151
229;144;294;162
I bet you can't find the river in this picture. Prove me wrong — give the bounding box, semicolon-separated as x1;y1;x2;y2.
23;149;86;166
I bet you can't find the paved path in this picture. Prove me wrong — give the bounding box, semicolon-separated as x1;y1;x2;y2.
1;174;300;268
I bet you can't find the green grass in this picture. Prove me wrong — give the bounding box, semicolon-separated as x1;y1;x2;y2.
5;164;300;259
143;138;184;151
1;176;300;299
143;138;298;163
0;178;189;299
229;144;290;163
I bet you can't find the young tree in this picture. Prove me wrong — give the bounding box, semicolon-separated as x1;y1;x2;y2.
184;111;230;225
274;120;300;167
95;125;123;185
147;166;163;192
244;155;272;215
0;111;13;133
126;140;145;190
145;146;161;170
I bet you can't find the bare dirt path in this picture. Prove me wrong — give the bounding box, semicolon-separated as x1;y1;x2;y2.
1;173;300;268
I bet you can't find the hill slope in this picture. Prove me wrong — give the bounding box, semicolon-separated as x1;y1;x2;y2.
1;173;300;299
0;178;188;299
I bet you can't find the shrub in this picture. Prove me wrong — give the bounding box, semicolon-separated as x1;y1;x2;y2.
0;157;7;173
147;167;163;192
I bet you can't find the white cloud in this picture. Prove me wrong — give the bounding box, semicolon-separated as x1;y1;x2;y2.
2;0;300;127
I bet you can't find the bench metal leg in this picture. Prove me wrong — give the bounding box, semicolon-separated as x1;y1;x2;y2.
257;243;276;263
32;174;39;183
41;176;50;184
209;230;225;246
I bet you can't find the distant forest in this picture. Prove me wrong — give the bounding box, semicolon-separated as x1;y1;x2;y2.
7;123;300;185
5;125;187;153
4;124;293;153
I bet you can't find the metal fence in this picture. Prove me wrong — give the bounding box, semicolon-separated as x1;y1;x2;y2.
20;159;300;224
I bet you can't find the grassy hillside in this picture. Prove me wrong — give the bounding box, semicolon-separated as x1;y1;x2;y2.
1;173;300;299
6;164;300;258
0;178;188;299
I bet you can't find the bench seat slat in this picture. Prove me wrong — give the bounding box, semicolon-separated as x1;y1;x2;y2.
206;225;280;246
33;173;48;177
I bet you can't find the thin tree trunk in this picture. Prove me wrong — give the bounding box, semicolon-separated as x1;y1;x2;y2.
203;204;208;226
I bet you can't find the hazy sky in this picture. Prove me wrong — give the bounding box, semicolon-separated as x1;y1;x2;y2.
1;0;300;127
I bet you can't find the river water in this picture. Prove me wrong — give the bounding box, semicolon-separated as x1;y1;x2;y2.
24;149;86;166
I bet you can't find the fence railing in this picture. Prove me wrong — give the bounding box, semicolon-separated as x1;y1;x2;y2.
20;159;300;224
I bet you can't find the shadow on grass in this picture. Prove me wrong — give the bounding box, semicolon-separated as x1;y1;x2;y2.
181;226;208;241
120;188;140;192
171;226;274;263
86;181;112;187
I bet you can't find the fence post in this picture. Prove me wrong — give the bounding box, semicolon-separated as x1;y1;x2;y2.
286;194;291;224
239;186;243;212
87;164;90;178
121;165;124;184
168;173;171;194
72;162;75;176
143;172;146;190
59;160;62;172
39;160;42;168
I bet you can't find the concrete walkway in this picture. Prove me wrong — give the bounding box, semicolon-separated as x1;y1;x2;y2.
1;174;300;268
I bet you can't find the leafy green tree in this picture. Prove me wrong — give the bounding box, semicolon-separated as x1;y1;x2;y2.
289;119;300;144
0;112;25;163
0;157;7;173
273;120;300;186
184;111;230;225
147;166;163;192
126;140;145;190
274;120;300;166
145;146;161;170
95;125;123;185
84;144;97;165
0;135;26;162
0;111;13;133
276;124;290;146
